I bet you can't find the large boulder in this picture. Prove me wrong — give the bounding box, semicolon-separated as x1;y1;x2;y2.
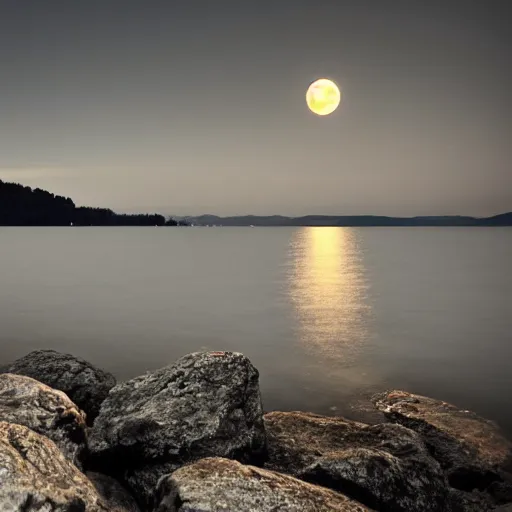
7;349;116;424
89;351;266;506
264;411;449;511
0;421;107;511
0;373;87;468
154;457;370;511
373;390;512;503
86;472;141;512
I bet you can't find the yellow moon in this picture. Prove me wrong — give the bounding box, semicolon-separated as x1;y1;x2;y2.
306;78;341;116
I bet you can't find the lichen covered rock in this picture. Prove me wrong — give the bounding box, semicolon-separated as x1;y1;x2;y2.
373;390;512;502
7;349;116;424
89;351;266;506
0;373;87;468
154;457;370;511
0;421;107;511
265;411;449;511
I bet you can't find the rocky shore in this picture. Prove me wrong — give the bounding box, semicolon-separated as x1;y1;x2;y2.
1;349;511;511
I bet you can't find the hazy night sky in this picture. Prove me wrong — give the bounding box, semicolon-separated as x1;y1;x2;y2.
0;1;510;216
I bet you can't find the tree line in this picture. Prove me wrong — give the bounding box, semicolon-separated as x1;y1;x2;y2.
0;180;178;226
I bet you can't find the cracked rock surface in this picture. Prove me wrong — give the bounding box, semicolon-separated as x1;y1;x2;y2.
0;421;107;511
154;457;371;512
89;351;266;507
0;373;87;468
6;349;116;424
264;411;449;512
373;390;512;505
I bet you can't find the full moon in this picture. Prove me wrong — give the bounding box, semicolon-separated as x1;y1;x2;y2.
306;78;341;116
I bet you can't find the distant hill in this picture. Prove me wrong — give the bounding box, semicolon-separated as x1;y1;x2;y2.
477;212;512;226
0;180;178;226
2;180;509;227
179;213;512;227
184;215;293;226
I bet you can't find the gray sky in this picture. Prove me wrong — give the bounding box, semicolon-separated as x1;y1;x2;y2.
0;0;510;216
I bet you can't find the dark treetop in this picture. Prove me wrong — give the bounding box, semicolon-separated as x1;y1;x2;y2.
0;180;177;226
1;180;510;227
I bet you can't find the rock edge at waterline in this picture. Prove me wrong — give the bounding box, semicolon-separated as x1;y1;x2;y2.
1;349;511;512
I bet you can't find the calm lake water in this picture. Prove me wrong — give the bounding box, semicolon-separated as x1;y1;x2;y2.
1;227;511;434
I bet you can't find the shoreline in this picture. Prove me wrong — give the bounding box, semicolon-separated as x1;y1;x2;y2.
1;348;511;511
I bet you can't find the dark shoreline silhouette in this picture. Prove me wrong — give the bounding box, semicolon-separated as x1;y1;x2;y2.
2;179;510;227
0;180;178;226
180;212;512;227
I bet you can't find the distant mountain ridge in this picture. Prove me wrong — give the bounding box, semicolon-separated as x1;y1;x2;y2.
177;213;512;226
1;179;509;226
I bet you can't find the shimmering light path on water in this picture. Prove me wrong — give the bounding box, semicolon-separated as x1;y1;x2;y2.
1;227;511;434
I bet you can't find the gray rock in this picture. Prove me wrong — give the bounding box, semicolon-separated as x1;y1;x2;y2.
0;373;87;468
373;390;512;502
0;421;107;511
7;349;116;424
154;457;371;511
89;351;266;507
86;472;141;512
264;411;449;511
447;489;496;511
